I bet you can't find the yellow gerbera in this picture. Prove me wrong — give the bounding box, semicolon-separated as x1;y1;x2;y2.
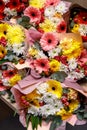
68;100;79;113
7;25;25;44
29;0;45;8
50;59;60;72
0;45;7;60
71;24;79;33
47;80;62;98
60;38;83;59
9;74;21;86
39;19;56;32
0;23;10;39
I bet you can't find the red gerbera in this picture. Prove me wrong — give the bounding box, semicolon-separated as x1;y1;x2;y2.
0;0;5;12
56;21;66;33
2;70;17;78
6;0;21;10
0;12;5;20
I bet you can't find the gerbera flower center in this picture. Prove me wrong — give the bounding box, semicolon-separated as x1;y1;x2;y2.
12;1;17;6
31;12;36;17
50;2;54;5
48;39;52;44
41;62;45;67
61;25;65;30
9;71;14;76
1;50;4;54
52;87;56;90
4;31;7;35
0;1;4;5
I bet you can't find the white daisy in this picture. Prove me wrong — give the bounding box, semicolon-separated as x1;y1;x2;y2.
53;100;63;112
2;78;11;87
39;104;56;116
48;46;61;58
42;93;57;104
60;63;68;73
79;24;87;36
67;70;85;80
28;106;39;116
44;6;55;18
68;58;77;71
55;1;67;14
12;43;25;56
4;8;17;16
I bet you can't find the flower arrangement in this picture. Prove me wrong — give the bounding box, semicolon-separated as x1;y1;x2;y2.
69;4;87;42
0;0;29;20
0;1;87;130
0;22;27;64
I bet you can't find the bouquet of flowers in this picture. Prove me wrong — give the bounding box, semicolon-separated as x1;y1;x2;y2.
69;4;87;42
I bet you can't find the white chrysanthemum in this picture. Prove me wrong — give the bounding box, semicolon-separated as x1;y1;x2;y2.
68;70;85;80
55;1;67;14
39;104;56;116
35;51;47;59
79;24;87;36
44;6;55;18
60;63;68;73
42;93;57;104
53;100;63;112
4;55;18;61
12;43;25;56
50;17;62;26
28;106;39;116
37;82;49;94
68;58;77;71
48;46;61;58
4;8;17;16
2;78;11;87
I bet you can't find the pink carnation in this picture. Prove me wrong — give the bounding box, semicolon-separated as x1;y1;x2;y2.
40;32;58;51
24;6;41;23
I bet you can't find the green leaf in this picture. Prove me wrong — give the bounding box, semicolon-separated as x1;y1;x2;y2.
77;113;84;120
50;116;62;130
0;59;8;64
50;71;67;82
26;114;31;129
31;115;42;130
84;113;87;119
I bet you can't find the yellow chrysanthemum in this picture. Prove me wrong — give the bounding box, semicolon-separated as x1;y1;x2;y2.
47;80;62;98
39;19;56;32
57;100;79;120
26;90;41;107
0;23;10;39
29;0;45;8
0;45;7;60
68;100;79;113
71;24;79;33
9;74;21;86
28;48;38;57
7;25;25;44
50;59;60;72
60;38;83;59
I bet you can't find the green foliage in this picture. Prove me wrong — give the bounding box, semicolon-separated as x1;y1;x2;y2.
50;71;67;82
17;16;32;29
50;116;62;130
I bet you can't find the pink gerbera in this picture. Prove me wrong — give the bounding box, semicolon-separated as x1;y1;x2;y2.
34;58;50;73
24;6;41;23
40;32;58;51
44;0;60;7
56;21;66;33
